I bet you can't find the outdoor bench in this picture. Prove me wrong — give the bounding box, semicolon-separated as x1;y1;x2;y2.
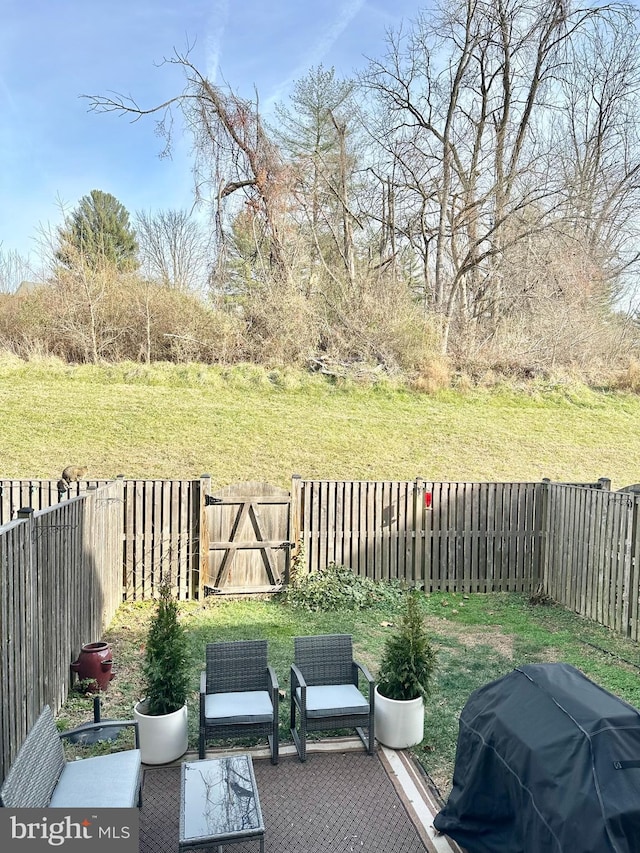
0;704;142;809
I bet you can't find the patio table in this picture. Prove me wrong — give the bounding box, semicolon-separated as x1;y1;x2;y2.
179;755;265;852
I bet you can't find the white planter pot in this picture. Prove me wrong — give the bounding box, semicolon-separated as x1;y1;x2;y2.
374;686;424;749
133;700;188;765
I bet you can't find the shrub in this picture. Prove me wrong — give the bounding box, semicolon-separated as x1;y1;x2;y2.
285;562;403;612
409;355;452;393
320;276;442;375
377;590;437;701
615;360;640;394
242;281;320;366
142;579;190;715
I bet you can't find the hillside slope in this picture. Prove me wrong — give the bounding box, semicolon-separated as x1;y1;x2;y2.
1;359;638;489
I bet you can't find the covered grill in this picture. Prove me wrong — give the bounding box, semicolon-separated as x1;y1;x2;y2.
434;663;640;853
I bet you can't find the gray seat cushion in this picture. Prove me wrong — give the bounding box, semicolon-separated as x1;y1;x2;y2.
49;749;142;808
297;684;370;718
204;691;273;725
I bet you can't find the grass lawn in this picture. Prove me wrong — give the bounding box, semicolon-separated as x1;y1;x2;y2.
2;358;640;488
58;589;640;798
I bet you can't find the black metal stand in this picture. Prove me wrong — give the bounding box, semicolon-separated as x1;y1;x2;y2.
65;696;127;745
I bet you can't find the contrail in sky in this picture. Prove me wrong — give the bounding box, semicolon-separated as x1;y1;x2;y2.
205;0;230;82
265;0;367;110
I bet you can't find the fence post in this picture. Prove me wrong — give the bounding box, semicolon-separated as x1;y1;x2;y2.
118;475;138;601
413;478;426;589
196;474;211;600
537;479;551;597
290;475;302;584
115;475;125;601
82;487;100;640
598;478;612;491
629;495;640;641
16;508;39;726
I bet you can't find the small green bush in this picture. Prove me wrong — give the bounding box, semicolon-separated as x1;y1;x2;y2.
285;562;403;612
142;579;190;715
377;590;437;701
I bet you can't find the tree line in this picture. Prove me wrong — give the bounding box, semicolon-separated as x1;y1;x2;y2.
2;0;640;386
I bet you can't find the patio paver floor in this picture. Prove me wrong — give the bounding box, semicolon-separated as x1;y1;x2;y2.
139;741;463;853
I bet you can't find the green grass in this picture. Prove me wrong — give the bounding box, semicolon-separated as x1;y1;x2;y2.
1;356;640;488
58;591;640;797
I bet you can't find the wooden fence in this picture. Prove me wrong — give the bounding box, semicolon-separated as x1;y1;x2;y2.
294;478;545;592
0;476;617;600
121;478;206;600
0;480;123;785
542;484;640;641
0;477;208;601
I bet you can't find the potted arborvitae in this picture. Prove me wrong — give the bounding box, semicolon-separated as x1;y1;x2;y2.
133;578;191;764
375;589;437;749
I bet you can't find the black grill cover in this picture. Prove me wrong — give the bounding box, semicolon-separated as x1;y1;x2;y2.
433;663;640;853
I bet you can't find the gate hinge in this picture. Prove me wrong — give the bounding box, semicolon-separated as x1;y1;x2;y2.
205;495;223;506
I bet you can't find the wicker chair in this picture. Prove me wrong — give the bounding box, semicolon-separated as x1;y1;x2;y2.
290;634;375;761
199;639;279;764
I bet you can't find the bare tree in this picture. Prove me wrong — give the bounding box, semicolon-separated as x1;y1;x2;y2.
51;252;129;363
0;247;37;294
135;208;211;292
556;10;640;302
85;48;290;283
360;0;638;352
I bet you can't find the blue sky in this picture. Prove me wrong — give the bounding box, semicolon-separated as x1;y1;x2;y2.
1;0;422;264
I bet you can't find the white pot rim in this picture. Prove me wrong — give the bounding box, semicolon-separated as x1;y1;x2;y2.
375;685;424;706
134;699;186;718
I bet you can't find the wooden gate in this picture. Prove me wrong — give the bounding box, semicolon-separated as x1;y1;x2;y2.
204;481;292;593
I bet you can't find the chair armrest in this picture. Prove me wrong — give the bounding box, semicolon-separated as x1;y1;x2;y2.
354;660;375;704
267;665;279;692
199;670;207;722
290;663;307;709
354;660;374;685
268;665;279;714
290;663;307;689
59;719;140;749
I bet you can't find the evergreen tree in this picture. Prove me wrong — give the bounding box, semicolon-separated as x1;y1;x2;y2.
142;579;190;715
274;66;358;284
58;189;139;271
377;591;437;701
